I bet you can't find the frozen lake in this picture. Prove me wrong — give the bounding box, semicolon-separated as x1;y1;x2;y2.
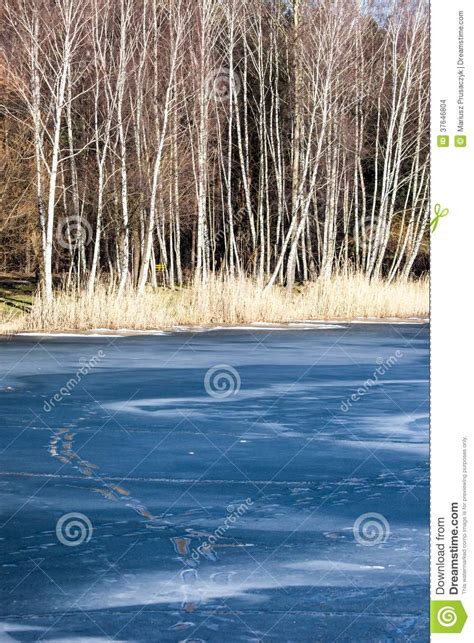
0;324;429;641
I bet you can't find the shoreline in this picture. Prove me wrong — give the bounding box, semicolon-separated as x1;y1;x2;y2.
0;274;429;337
4;317;430;339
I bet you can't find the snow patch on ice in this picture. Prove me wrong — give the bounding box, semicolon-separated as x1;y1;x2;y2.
16;332;125;338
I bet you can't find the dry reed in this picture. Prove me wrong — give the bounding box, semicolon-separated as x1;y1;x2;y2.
0;273;429;334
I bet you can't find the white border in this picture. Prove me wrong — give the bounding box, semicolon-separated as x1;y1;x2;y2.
431;0;472;638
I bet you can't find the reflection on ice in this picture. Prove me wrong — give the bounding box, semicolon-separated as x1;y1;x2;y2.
79;551;426;612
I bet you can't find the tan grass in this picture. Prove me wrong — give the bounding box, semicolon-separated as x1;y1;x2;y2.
0;272;429;334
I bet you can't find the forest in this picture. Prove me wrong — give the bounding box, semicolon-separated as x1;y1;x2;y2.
0;0;429;328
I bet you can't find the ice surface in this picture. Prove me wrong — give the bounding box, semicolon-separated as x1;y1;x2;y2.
0;323;429;641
